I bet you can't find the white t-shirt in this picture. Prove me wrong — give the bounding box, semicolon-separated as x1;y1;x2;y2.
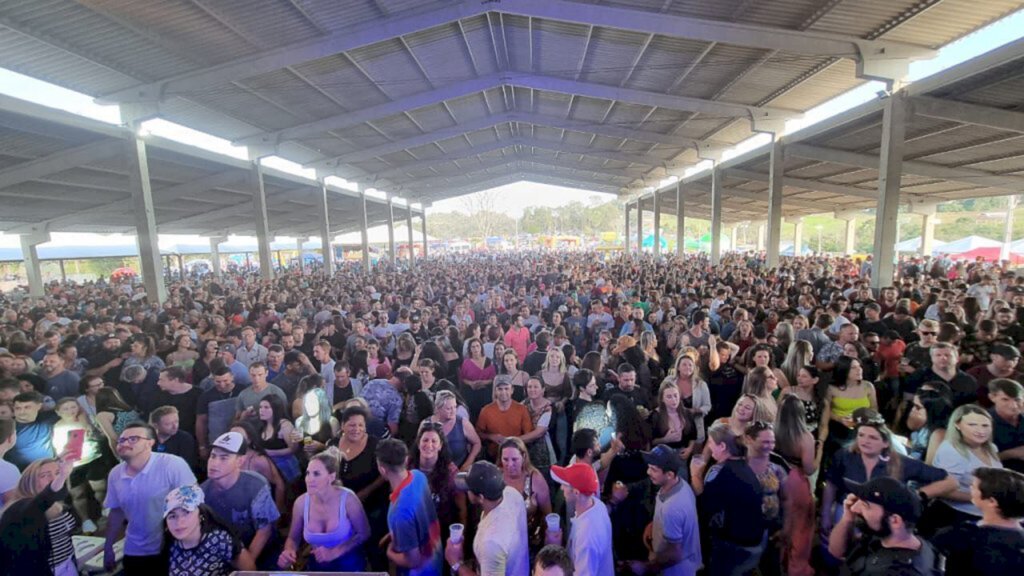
0;459;22;507
569;498;615;576
474;487;530;576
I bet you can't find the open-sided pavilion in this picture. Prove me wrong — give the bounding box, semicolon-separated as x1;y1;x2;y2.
0;0;1022;299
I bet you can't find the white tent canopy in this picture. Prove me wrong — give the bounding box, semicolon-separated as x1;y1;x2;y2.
933;235;1002;254
895;237;947;253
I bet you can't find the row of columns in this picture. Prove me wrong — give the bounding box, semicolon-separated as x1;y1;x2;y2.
20;106;428;300
624;88;959;289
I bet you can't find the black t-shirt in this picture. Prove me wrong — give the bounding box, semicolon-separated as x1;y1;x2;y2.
933;521;1024;574
841;535;939;576
699;458;767;547
155;387;202;437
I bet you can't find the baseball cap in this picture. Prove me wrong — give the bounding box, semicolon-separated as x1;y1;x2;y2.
551;463;599;495
220;343;237;355
641;444;684;475
210;431;246;455
991;343;1021;359
843;476;922;523
164;484;204;518
454;461;505;500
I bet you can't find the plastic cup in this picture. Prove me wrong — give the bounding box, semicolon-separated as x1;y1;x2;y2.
449;523;464;544
545;513;561;533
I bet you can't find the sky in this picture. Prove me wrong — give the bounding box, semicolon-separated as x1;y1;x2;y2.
0;7;1022;244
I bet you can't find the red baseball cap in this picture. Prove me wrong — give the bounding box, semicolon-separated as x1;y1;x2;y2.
551;463;599;495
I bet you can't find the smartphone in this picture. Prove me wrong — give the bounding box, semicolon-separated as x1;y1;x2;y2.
66;429;85;461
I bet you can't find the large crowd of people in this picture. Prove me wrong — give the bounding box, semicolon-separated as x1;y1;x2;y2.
0;249;1023;576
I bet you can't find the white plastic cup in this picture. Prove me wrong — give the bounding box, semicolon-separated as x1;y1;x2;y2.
545;513;561;533
449;523;464;544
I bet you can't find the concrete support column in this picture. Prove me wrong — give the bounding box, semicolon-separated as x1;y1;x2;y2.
653;191;662;256
624;203;631;253
835;212;858;256
359;190;370;271
766;137;784;268
921;213;936;258
386;197;396;264
407;203;416;269
676;183;685;256
871;91;910;289
420;210;429;258
636;198;643;254
126;132;166;303
1001;196;1018;262
791;218;804;257
249;162;274;279
318;182;334;276
20;229;49;297
730;226;739;253
757;222;766;251
710;166;723;266
296;237;307;274
209;236;225;280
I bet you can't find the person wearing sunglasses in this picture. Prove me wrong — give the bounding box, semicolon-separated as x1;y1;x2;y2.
104;422;196;574
899;319;940;380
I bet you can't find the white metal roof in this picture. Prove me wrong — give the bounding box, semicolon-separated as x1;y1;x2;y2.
0;94;406;236
648;36;1024;224
0;0;1021;229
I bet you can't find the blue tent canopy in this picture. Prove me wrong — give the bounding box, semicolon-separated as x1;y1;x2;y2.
641;234;668;249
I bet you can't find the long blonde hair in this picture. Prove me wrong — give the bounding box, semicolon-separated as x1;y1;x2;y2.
946;405;999;461
12;458;59;503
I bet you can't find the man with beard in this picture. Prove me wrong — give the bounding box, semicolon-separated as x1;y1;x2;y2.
86;333;125;387
828;477;939;576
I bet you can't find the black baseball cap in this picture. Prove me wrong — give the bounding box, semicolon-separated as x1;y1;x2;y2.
991;343;1021;360
843;477;922;523
454;461;505;500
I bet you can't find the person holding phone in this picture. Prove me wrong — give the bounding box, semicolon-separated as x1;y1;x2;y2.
0;454;77;576
52;397;104;534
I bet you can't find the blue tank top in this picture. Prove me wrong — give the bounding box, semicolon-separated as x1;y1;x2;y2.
445;416;469;467
303;488;353;548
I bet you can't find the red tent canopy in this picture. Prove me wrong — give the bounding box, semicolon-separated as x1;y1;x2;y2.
949;246;1024;264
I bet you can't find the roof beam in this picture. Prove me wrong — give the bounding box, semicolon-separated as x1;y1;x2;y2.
308;113;508;169
787;143;1024;192
385;155;520;190
724;168;878;199
97;0;488;103
372;140;518;180
912;96;1024;134
307;110;714;169
236;74;504;148
512;74;796;122
518;137;682;168
518;155;645;181
0;139;123;190
411;161;628;194
496;0;934;66
510;112;716;148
